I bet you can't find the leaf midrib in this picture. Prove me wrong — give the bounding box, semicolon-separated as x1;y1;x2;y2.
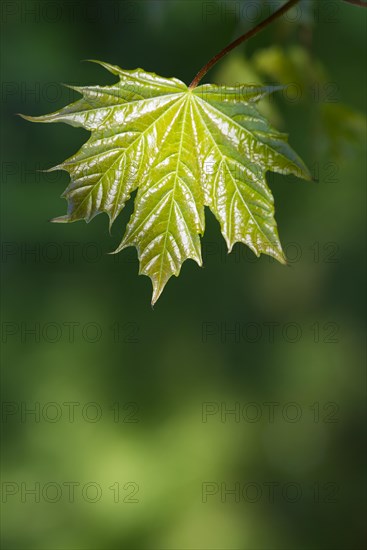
156;95;191;289
196;95;300;173
192;99;275;251
67;93;187;220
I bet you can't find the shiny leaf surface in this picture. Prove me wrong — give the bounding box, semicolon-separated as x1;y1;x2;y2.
21;61;310;303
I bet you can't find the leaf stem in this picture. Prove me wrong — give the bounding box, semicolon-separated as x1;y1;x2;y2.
341;0;367;7
189;0;300;90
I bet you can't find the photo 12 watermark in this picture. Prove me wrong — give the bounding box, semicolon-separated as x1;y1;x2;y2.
1;481;140;504
1;321;140;344
201;480;340;504
0;1;142;25
201;401;340;423
201;321;341;344
201;1;341;25
1;401;140;424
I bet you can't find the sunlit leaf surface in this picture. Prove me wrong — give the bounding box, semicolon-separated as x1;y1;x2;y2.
22;61;310;303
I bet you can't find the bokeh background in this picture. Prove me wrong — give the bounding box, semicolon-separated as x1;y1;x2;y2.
1;1;366;548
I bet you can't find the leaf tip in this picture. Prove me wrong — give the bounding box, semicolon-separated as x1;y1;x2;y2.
150;277;167;306
50;215;71;223
107;214;116;236
60;82;80;93
294;159;313;182
266;244;287;265
110;239;127;255
304;167;314;182
17;111;56;124
278;253;288;266
82;59;118;75
151;289;161;307
17;112;36;122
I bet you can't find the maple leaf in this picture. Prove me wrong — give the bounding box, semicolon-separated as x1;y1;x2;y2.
21;61;310;304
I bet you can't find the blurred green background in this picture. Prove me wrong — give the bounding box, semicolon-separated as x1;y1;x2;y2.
1;1;366;548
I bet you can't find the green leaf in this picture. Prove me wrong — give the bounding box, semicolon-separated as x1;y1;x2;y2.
21;60;310;304
253;45;367;162
319;103;367;159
